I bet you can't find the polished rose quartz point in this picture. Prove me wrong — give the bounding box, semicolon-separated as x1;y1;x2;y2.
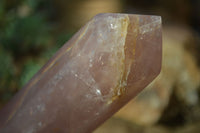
0;13;162;133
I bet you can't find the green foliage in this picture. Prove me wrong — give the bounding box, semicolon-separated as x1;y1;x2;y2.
19;59;41;87
0;0;73;105
0;0;51;55
0;47;16;103
1;15;51;54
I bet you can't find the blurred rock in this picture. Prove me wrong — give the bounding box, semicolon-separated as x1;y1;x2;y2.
54;0;123;31
114;25;200;126
163;25;200;106
95;117;165;133
94;117;200;133
94;118;143;133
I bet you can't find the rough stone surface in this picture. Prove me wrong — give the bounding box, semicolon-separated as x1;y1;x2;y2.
0;13;162;133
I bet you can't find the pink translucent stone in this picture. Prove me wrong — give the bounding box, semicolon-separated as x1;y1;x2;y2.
0;13;162;133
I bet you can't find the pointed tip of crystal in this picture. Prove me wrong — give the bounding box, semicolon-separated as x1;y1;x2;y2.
90;13;162;99
125;14;162;95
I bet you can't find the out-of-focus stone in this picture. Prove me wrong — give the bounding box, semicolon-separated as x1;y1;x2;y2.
115;25;200;126
94;117;200;133
54;0;123;31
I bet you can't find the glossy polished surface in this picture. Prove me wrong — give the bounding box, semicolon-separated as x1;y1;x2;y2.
0;13;162;133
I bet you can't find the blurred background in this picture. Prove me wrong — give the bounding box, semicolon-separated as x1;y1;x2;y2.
0;0;200;132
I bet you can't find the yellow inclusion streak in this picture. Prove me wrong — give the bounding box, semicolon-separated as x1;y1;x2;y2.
107;15;130;104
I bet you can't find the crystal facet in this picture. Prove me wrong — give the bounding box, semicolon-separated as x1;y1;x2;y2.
0;13;162;133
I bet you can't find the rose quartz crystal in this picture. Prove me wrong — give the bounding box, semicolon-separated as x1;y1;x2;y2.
0;13;162;133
